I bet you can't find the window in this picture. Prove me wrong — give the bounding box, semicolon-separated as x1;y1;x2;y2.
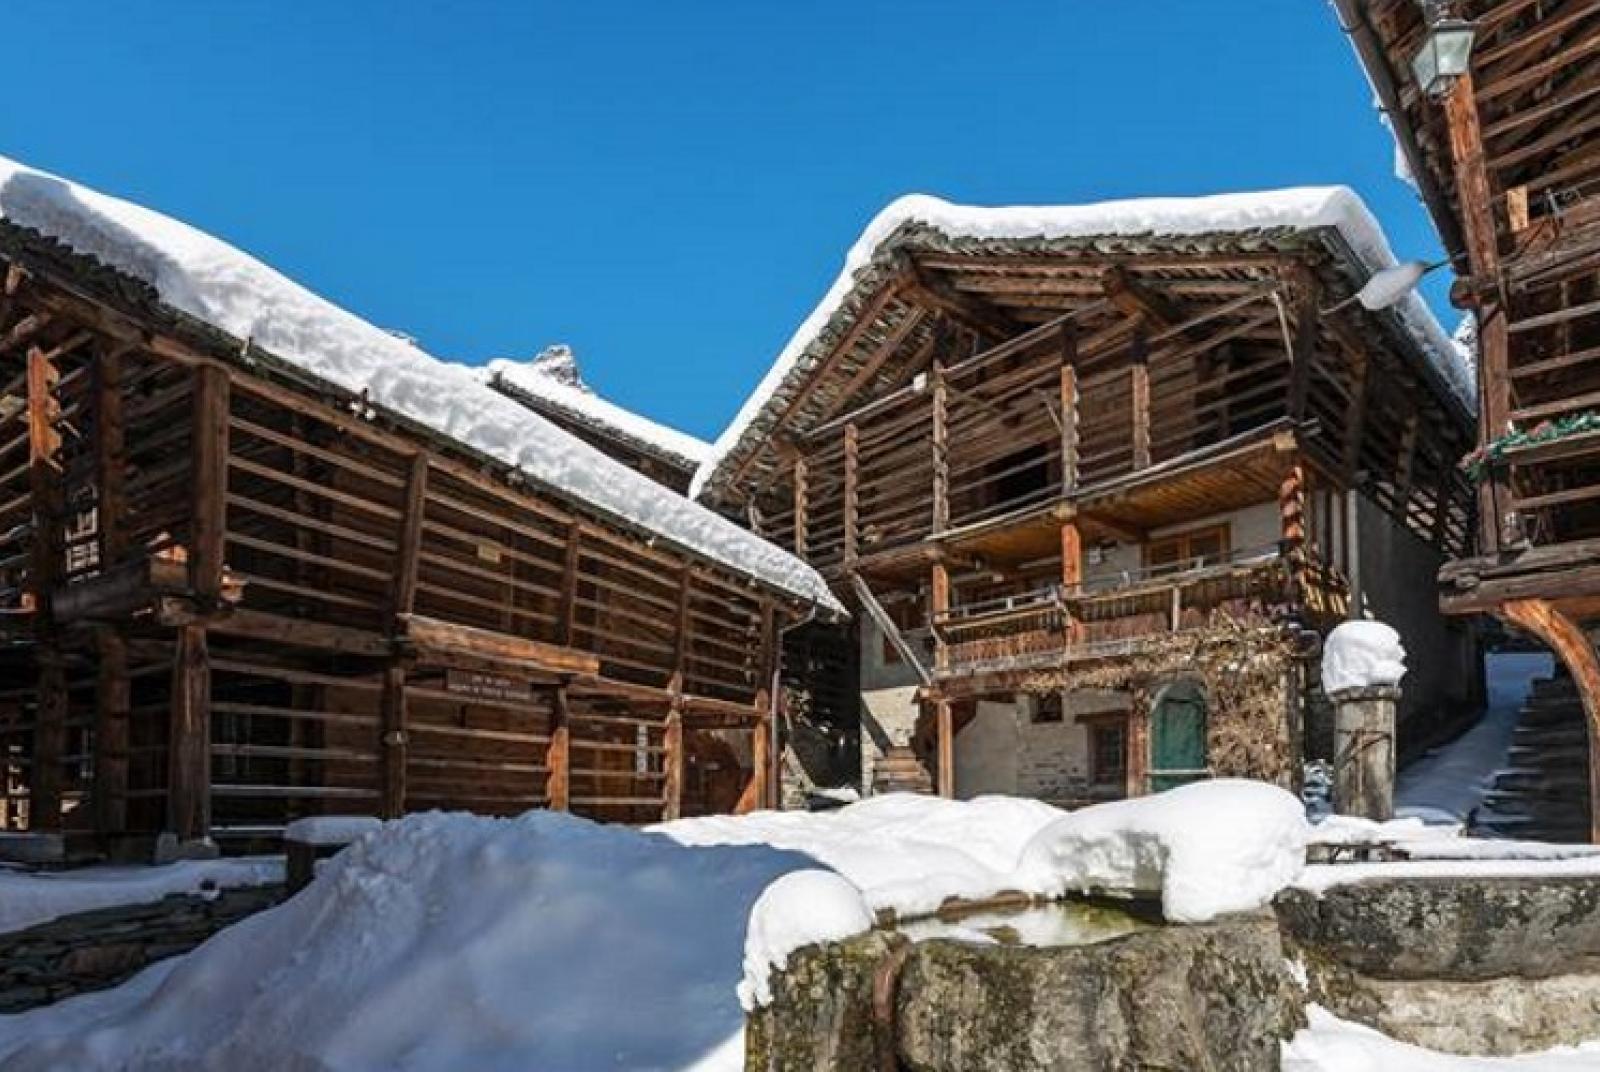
1031;692;1064;724
1144;524;1228;576
1089;720;1127;790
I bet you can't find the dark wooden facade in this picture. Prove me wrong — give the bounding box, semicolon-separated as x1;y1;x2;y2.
1336;0;1600;838
697;208;1476;797
0;224;799;856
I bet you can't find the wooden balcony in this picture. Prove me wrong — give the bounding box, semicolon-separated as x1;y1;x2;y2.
934;545;1337;679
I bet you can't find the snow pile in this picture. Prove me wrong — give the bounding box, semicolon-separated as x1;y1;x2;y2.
655;792;1063;917
0;857;282;935
1284;1004;1600;1071
737;870;874;1007
484;345;711;470
694;186;1471;499
0;811;820;1071
1322;620;1407;695
0;156;837;614
1013;779;1309;923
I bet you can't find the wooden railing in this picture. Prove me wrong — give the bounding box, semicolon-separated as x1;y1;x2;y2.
934;546;1336;676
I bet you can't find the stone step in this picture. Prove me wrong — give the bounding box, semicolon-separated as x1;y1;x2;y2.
1489;768;1591;794
1510;724;1590;749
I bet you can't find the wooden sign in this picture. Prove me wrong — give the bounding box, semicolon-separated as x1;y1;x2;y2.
445;669;532;702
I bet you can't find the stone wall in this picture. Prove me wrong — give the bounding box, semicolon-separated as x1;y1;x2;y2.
0;884;284;1013
1276;877;1600;1055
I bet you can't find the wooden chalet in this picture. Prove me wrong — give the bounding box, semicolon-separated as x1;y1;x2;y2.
0;159;838;859
484;346;709;494
693;191;1480;803
1336;0;1600;839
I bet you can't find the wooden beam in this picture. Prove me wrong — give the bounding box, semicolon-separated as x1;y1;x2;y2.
1101;265;1182;330
168;363;229;844
557;520;581;646
662;675;684;821
1130;330;1151;470
547;684;571;811
398;614;600;677
26;343;65;830
735;687;771;814
1060;324;1079;490
792;453;808;558
931;361;949;533
930;558;950;675
1287;267;1322;422
1496;599;1600;843
380;453;428;819
851;572;932;685
1280;457;1307;610
935;698;954;798
843;422;860;571
1443;71;1512;553
93;628;129;836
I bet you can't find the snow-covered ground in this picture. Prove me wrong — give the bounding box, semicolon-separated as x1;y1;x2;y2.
0;857;283;936
0;784;1594;1070
1396;652;1553;825
1285;1005;1600;1071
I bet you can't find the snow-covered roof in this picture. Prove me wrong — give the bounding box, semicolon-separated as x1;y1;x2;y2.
483;346;710;471
692;187;1473;500
0;155;839;614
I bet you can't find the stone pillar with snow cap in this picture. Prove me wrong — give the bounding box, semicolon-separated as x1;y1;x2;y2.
1321;621;1406;820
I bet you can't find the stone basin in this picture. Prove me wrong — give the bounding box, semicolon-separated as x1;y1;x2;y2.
747;900;1304;1072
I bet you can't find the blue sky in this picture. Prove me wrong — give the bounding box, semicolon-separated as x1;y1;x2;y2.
8;2;1446;443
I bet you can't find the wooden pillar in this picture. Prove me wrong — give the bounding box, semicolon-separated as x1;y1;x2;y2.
557;520;581;645
930;556;950;673
1497;599;1600;844
379;453;427;820
1443;71;1512;554
168;363;228;844
1287;267;1322;422
1396;413;1421;513
1060;324;1078;491
1061;519;1083;642
26;345;65;831
662;677;684;821
1127;685;1151;799
1280;459;1307;611
1341;347;1370;484
1130;330;1151;470
546;685;571;811
92;346;130;837
736;687;771;814
935;698;954;799
931;361;949;533
792;455;808;559
843;422;859;571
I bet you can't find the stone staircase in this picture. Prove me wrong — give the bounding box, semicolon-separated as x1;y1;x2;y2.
1477;675;1592;843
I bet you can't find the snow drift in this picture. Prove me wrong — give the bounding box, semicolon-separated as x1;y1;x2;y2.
1014;779;1310;922
0;784;1317;1070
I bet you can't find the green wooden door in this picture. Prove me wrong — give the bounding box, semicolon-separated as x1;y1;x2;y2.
1149;681;1207;793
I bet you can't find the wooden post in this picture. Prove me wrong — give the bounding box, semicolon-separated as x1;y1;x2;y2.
1060;324;1078;491
1127;685;1150;799
1497;599;1600;844
1443;71;1512;554
557;520;581;645
1288;267;1322;422
931;361;949;533
547;685;571;811
935;697;954;799
168;363;229;844
1396;413;1421;514
792;454;809;559
1280;459;1307;611
930;556;950;673
380;453;427;819
1061;519;1083;642
92;347;130;838
1130;330;1151;470
735;687;771;814
26;344;65;831
1341;347;1371;484
662;675;684;821
843;422;859;571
